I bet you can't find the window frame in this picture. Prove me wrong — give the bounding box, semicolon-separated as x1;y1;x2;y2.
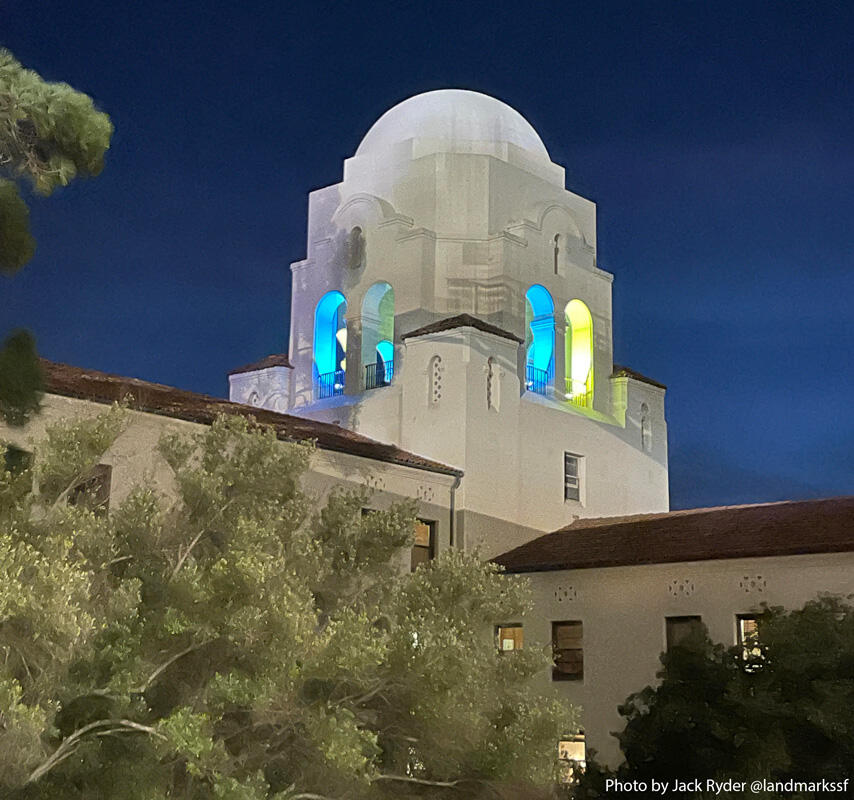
410;518;436;572
665;615;703;651
558;733;586;782
552;620;583;682
495;623;524;653
564;452;582;502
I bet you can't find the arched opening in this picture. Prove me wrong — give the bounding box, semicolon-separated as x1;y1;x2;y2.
565;299;594;408
553;234;560;275
361;281;394;389
641;402;652;452
348;226;365;270
313;291;347;398
525;284;555;395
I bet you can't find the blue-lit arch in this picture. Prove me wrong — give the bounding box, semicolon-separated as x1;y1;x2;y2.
362;282;395;387
525;285;555;392
314;291;347;393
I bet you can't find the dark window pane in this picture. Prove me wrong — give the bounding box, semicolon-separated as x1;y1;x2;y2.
665;616;703;650
552;621;583;680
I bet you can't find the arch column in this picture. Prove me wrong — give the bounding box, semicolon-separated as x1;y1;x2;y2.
554;318;568;398
344;316;363;394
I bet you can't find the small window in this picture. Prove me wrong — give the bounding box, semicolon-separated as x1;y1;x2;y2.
496;624;523;653
68;464;112;515
665;615;703;651
552;621;583;681
3;445;32;475
558;733;586;782
737;614;762;663
411;519;435;572
564;453;581;501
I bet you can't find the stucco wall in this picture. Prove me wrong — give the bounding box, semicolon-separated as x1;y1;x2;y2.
518;553;854;766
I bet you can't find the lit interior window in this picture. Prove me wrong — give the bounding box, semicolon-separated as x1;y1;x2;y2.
411;520;435;571
558;734;586;782
496;624;523;652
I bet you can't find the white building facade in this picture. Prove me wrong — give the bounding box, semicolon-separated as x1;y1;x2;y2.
229;89;669;557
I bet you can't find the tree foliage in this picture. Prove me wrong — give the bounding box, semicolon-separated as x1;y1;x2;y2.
0;48;113;274
0;409;575;799
572;599;854;799
0;329;44;426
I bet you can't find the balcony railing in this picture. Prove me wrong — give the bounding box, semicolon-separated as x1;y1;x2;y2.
525;365;550;396
566;380;593;409
364;360;394;390
315;369;345;399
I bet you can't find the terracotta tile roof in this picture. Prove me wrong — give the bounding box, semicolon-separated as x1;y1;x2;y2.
611;364;667;390
402;314;523;344
493;497;854;572
228;354;292;375
40;360;463;477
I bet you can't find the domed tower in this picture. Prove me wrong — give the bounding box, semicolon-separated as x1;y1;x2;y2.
229;90;668;555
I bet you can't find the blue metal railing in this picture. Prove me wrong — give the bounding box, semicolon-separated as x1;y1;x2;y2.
315;369;345;399
364;360;394;390
525;364;550;395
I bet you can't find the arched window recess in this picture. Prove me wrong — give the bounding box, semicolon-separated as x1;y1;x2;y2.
313;291;347;399
564;299;594;409
361;282;395;390
524;284;555;396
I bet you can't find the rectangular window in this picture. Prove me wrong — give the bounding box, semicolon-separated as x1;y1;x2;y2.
552;621;583;681
68;464;112;515
737;614;762;663
558;733;586;782
665;615;703;651
564;453;581;501
496;624;523;653
411;519;435;572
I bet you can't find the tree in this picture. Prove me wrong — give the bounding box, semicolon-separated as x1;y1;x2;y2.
0;48;113;275
0;409;576;799
0;330;43;426
572;599;854;799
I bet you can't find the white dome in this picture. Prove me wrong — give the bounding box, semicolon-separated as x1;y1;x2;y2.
355;89;550;162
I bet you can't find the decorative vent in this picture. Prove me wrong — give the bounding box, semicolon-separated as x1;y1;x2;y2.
668;578;695;597
738;575;767;594
417;485;435;503
364;475;386;492
554;585;577;603
429;355;443;405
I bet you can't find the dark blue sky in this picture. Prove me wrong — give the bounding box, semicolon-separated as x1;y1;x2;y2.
3;1;853;508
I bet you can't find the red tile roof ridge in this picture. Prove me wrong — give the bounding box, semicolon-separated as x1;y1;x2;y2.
39;359;463;477
494;495;854;572
555;498;825;532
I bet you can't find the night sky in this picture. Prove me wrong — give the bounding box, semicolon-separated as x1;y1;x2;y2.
2;1;852;509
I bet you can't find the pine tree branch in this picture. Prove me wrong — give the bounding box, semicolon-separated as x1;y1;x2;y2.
26;719;164;785
375;774;466;788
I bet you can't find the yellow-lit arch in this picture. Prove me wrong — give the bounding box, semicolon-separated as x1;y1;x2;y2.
565;299;593;407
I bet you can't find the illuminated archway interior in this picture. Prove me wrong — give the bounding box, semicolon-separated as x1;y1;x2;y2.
525;285;555;390
565;299;593;406
361;282;395;384
314;291;347;380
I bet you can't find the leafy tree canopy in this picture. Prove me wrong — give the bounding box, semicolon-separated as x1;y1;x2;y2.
0;409;576;799
0;48;113;274
573;598;854;800
0;329;43;426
